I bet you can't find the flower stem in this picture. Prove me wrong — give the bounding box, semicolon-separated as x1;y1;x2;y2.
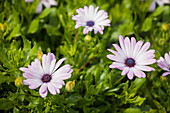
75;29;77;43
114;75;126;86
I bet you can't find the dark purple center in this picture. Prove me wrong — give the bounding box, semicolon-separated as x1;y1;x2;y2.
86;21;95;27
125;58;136;67
42;74;52;83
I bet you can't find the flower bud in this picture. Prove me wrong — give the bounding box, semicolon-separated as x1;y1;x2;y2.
65;80;75;91
84;35;91;42
38;51;43;60
162;23;169;31
158;38;165;45
15;77;23;87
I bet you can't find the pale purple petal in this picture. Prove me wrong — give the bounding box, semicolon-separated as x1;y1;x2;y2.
53;64;71;75
39;83;48;98
52;73;72;80
162;72;170;76
36;3;43;14
127;68;134;80
25;0;33;2
53;58;66;71
121;67;129;75
135;65;155;71
47;83;56;95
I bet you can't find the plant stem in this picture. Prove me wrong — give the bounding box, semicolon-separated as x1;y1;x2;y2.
75;29;77;43
79;57;93;72
114;75;126;86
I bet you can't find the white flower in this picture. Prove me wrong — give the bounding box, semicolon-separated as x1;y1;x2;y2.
72;5;110;34
157;51;170;76
107;35;156;80
20;52;73;98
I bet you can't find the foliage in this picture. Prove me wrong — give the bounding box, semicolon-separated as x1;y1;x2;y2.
0;0;170;112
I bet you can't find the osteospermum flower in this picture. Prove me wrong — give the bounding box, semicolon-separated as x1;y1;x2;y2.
107;35;156;80
72;5;111;34
149;0;170;12
20;52;73;98
157;51;170;76
25;0;57;13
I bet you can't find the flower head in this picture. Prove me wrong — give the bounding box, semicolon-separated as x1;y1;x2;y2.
149;0;170;12
107;35;156;80
157;51;170;76
25;0;57;13
72;5;110;34
20;52;73;98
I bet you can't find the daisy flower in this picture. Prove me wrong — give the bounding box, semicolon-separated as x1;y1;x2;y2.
20;52;73;98
149;0;170;12
72;5;111;34
25;0;57;13
107;35;156;80
157;51;170;76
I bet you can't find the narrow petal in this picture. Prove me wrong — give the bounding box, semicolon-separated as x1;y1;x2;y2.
136;42;150;58
135;65;155;71
119;35;127;56
29;82;42;89
164;53;170;64
49;59;56;74
121;67;129;75
109;62;125;70
53;64;71;75
124;37;131;57
47;83;56;95
140;70;146;78
107;55;123;63
162;72;170;76
133;41;143;58
132;68;142;78
137;59;156;65
127;68;134;80
36;3;43;14
39;83;48;98
53;58;66;72
53;73;72;80
130;37;136;57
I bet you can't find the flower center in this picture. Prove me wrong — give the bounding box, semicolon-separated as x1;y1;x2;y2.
42;74;52;83
125;58;136;67
86;21;95;27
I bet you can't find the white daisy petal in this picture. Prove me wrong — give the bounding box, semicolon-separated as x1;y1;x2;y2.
127;68;134;80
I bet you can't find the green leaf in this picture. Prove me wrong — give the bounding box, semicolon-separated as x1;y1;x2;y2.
0;98;14;110
7;24;21;40
129;96;146;106
29;42;38;57
0;48;15;69
123;108;142;113
27;19;39;34
151;6;165;17
22;35;31;51
44;24;61;36
13;107;19;113
37;8;53;19
141;17;152;32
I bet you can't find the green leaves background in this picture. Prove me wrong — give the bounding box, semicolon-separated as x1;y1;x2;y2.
0;0;170;112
